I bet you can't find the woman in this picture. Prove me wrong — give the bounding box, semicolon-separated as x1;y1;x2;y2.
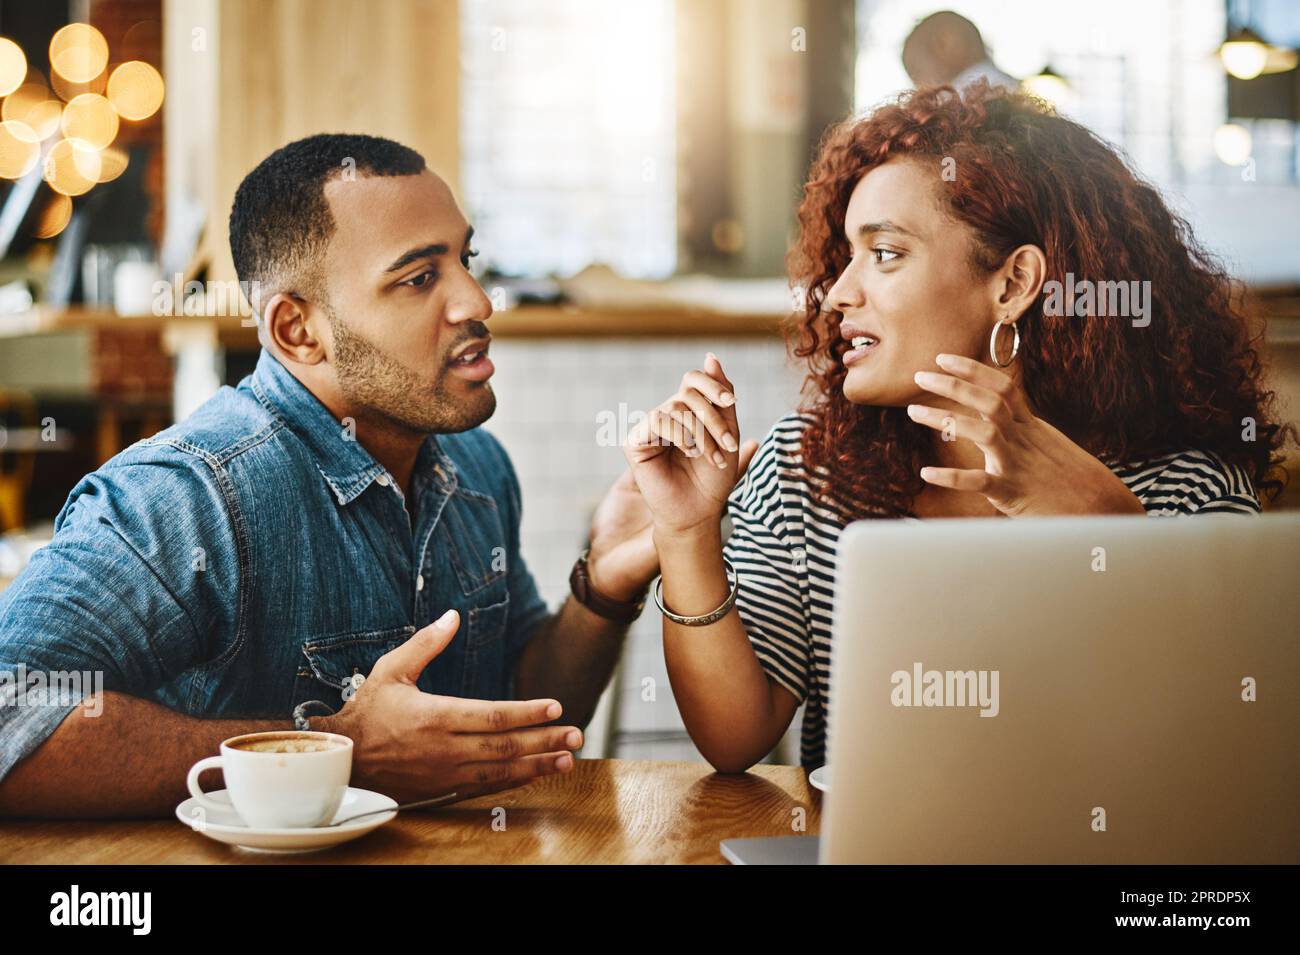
623;82;1293;773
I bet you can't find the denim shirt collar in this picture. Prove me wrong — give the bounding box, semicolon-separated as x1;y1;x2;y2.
249;349;458;505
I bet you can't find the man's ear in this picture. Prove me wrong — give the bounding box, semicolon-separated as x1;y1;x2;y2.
262;292;327;365
993;244;1047;322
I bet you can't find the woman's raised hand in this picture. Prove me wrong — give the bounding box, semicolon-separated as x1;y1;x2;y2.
624;353;758;534
908;353;1146;516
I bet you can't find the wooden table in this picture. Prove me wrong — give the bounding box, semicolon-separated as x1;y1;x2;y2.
0;759;820;864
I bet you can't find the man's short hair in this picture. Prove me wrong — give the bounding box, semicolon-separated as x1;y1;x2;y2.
229;133;426;311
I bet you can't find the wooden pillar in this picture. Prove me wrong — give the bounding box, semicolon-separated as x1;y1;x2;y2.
164;0;462;286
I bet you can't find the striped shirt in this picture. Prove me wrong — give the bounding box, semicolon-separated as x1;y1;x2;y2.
722;412;1262;768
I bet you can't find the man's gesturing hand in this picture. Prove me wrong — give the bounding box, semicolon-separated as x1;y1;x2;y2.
319;609;582;803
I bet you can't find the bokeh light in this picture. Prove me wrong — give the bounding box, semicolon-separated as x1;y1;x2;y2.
51;66;106;102
1;83;62;139
34;194;73;238
61;92;119;149
0;120;40;179
43;136;102;195
107;61;164;120
95;145;129;183
1220;39;1269;81
0;37;27;96
49;23;109;85
1213;124;1252;166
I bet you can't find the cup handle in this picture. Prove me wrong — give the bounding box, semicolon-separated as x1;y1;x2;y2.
186;756;229;815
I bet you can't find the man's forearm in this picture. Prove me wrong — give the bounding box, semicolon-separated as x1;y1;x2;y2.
513;596;629;729
0;691;286;819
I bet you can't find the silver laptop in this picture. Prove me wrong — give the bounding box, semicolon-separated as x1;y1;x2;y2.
725;513;1300;864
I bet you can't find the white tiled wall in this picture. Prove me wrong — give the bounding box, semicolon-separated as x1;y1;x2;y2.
483;336;806;763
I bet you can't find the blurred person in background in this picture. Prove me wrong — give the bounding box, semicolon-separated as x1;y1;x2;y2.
902;10;1018;92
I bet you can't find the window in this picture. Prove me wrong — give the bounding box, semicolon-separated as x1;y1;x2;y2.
853;0;1290;188
460;0;677;279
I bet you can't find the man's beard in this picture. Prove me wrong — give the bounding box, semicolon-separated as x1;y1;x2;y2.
327;304;495;435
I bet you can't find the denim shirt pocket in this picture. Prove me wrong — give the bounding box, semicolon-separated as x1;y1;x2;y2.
443;488;509;598
437;488;512;697
292;624;416;711
462;595;512;699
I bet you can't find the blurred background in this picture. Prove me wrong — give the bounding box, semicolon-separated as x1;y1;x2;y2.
0;0;1296;763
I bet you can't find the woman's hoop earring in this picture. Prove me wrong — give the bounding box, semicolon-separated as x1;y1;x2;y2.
989;319;1020;368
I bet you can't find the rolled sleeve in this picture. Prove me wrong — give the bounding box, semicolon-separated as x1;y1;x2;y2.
0;451;238;782
0;679;82;782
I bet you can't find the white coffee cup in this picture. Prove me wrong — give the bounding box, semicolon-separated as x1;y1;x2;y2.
186;730;353;829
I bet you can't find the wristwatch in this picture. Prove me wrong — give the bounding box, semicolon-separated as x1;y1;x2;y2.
569;548;648;624
292;699;337;731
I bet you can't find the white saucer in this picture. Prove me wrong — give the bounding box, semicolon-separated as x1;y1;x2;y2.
809;765;831;792
175;786;398;853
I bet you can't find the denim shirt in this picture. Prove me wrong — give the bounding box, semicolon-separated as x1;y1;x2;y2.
0;350;550;782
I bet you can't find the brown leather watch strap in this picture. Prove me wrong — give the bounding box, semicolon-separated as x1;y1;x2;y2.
569;549;647;624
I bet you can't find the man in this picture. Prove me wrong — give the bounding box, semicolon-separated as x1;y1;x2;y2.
0;134;670;816
901;11;1018;93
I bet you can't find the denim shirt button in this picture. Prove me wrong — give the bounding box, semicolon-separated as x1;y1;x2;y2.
376;473;390;487
416;573;425;592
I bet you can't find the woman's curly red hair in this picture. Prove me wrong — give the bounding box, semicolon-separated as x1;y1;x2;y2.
787;81;1295;517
